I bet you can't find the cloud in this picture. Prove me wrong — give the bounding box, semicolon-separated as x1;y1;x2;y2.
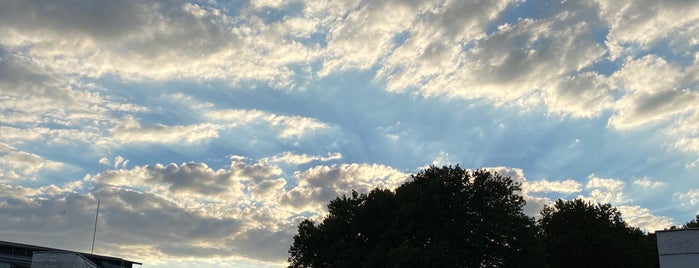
617;205;674;232
380;1;605;104
111;117;220;144
207;109;330;139
281;163;409;212
90;161;258;201
0;143;63;182
483;166;526;182
2;1;698;267
586;175;625;192
263;151;342;165
585;174;627;204
526;179;582;194
675;189;699;207
1;158;414;265
633;178;665;189
596;0;699;59
608;56;698;129
0;0;314;85
543;72;614;118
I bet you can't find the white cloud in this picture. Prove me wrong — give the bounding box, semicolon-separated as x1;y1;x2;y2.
618;205;674;232
586;175;625;192
111;117;220;144
483;166;526;183
675;189;699;207
207;109;330;139
585;175;627;204
0;126;49;142
526;179;582;194
633;178;665;189
596;0;699;59
608;56;698;130
543;72;614;118
0;143;63;182
263;151;342;165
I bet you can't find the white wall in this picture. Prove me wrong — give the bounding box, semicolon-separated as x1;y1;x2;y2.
657;229;699;268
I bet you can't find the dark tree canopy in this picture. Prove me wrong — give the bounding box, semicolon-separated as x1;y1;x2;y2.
288;165;544;268
539;199;658;268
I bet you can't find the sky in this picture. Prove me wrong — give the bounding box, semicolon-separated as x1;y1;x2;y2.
1;0;698;267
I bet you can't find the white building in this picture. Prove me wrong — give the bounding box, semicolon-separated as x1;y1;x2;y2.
657;229;699;268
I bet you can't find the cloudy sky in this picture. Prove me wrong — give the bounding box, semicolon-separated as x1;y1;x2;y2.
1;0;698;267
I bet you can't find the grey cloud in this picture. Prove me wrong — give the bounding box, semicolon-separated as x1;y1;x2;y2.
473;18;602;84
0;53;53;92
248;178;286;202
145;163;236;196
230;160;282;183
0;188;101;251
0;185;248;259
156;244;230;258
631;90;695;119
0;52;76;103
0;0;150;41
0;0;305;84
226;228;293;262
95;188;242;246
90;159;286;201
432;0;511;39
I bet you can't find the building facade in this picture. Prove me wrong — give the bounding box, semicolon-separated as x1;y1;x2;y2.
657;229;699;268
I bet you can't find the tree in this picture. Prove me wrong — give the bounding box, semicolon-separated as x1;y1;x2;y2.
288;165;544;268
681;214;699;228
539;199;658;268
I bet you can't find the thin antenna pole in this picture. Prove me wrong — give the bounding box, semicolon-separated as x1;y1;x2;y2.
91;199;100;254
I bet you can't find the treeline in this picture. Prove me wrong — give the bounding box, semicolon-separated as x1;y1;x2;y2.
288;165;698;268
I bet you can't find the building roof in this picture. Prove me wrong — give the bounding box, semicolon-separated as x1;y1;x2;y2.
0;240;142;266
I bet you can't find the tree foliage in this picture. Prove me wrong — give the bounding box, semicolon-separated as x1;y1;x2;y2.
539;199;658;268
288;165;672;268
288;165;544;268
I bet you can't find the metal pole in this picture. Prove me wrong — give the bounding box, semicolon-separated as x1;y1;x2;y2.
91;199;100;254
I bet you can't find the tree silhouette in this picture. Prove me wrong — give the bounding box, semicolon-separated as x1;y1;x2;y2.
288;165;544;268
539;199;658;268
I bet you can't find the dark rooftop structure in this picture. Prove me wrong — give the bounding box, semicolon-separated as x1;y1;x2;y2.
0;240;141;268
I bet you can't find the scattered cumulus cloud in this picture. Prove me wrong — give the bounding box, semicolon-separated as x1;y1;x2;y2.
675;189;699;207
633;178;665;189
618;205;674;232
